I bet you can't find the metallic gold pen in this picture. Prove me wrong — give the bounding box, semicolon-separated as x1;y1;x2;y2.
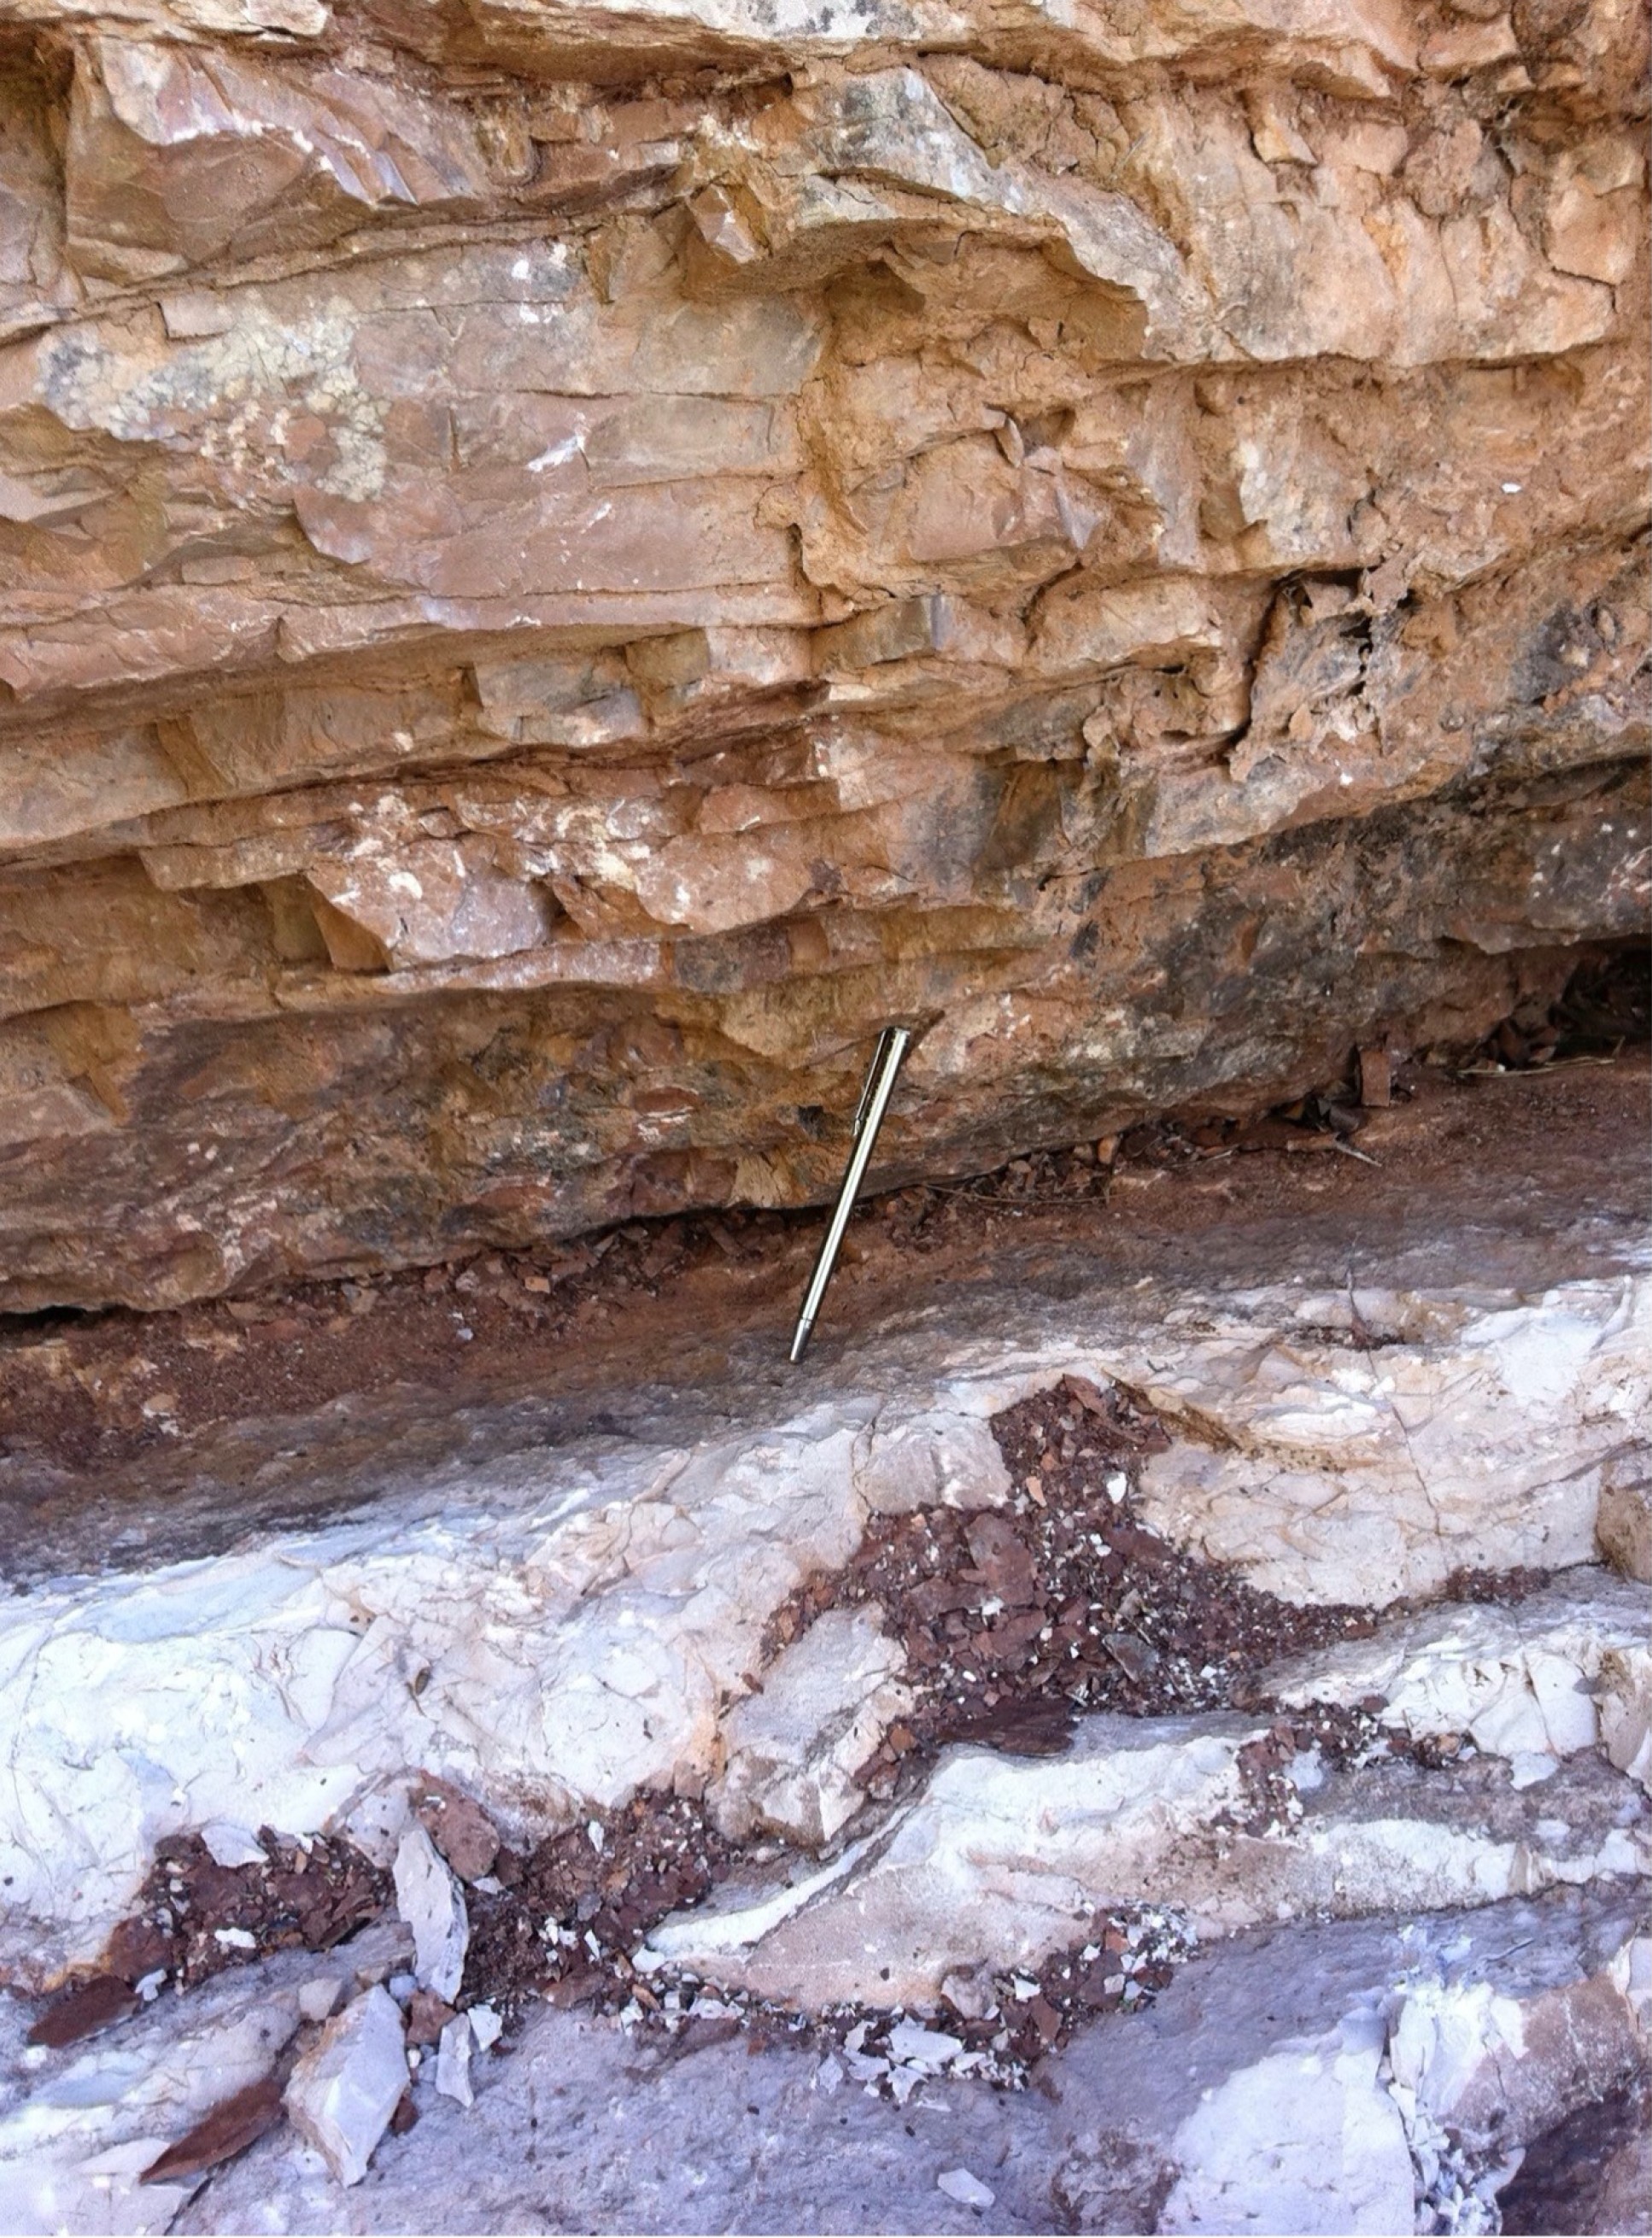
789;1025;911;1364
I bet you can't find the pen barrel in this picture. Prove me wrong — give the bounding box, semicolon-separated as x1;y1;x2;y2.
791;1027;911;1357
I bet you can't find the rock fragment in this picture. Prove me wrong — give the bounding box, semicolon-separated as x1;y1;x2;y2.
435;2013;474;2107
139;2076;284;2185
393;1825;469;2001
283;1985;408;2187
714;1607;912;1845
1597;1647;1652;1791
1;1971;301;2233
26;1971;138;2048
414;1778;500;1883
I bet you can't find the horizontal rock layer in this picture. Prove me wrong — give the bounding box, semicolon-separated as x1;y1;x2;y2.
0;0;1647;1306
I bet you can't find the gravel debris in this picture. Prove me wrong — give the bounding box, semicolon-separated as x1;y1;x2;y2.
770;1378;1380;1800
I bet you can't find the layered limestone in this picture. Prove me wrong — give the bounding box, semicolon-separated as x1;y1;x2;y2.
0;0;1646;1307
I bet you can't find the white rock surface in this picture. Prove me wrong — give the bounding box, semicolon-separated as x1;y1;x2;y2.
647;1708;1650;2007
1265;1567;1650;1772
392;1825;469;2001
648;1713;1250;2003
714;1608;912;1844
1;1259;1645;1985
158;1889;1646;2237
1133;1277;1650;1606
282;1984;408;2188
434;2014;472;2109
1157;2008;1415;2236
0;1970;301;2236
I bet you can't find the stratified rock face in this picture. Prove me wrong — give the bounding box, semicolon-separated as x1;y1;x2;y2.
0;0;1646;1306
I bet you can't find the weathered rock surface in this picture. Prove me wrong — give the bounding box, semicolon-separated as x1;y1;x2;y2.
713;1605;913;1844
13;1886;1629;2236
0;0;1645;1308
4;1220;1646;1989
0;1957;306;2234
1265;1568;1650;1779
2;1072;1649;2230
1599;1456;1652;1584
281;1983;408;2188
643;1702;1649;2007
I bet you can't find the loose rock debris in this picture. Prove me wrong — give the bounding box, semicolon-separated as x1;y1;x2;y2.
27;1829;390;2048
628;1900;1198;2094
14;1377;1588;2193
284;1983;411;2187
770;1378;1382;1799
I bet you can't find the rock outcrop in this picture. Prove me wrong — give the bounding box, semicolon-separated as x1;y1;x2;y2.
2;1059;1649;2231
0;0;1646;1308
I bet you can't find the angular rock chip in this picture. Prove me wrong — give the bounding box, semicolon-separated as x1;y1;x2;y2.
283;1985;408;2188
140;2075;284;2185
393;1825;469;2001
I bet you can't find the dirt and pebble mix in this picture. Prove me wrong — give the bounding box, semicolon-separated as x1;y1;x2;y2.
26;1831;390;2048
769;1377;1382;1801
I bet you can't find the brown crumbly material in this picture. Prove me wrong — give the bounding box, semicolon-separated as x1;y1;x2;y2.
463;1793;740;2014
774;1379;1380;1802
112;1831;388;1993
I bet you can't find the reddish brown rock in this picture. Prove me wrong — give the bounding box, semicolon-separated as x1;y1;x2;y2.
0;0;1643;1309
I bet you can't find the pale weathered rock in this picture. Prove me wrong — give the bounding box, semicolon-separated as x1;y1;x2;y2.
3;1235;1647;1988
433;2014;473;2109
1130;1277;1651;1604
1599;1647;1652;1792
282;1985;408;2188
1264;1568;1650;1778
1157;2009;1415;2236
155;1889;1648;2236
391;1826;469;2002
0;1966;302;2235
714;1608;911;1844
1598;1454;1652;1582
642;1714;1651;2007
